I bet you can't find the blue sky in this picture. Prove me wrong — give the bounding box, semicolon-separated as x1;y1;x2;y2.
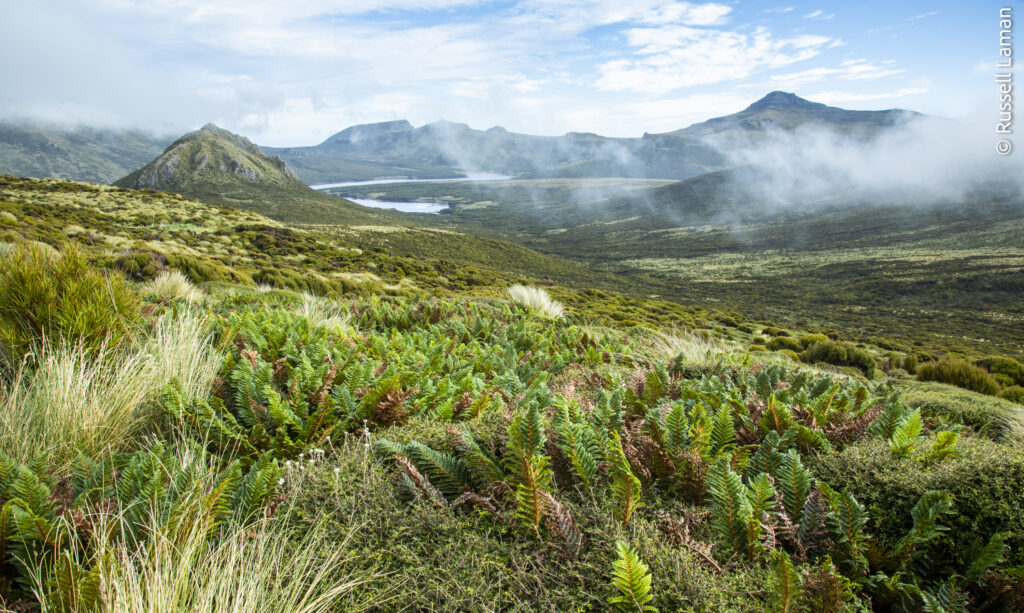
0;0;1004;145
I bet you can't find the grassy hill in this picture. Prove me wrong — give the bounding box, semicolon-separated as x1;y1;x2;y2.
114;124;401;225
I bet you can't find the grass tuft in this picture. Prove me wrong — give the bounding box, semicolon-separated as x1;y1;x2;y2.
508;284;565;319
142;270;204;302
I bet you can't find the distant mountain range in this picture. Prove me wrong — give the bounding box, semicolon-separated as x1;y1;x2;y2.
1;92;920;185
266;91;919;183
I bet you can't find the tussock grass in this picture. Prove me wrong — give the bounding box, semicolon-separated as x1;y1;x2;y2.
93;516;369;613
295;292;352;332
146;310;221;406
0;340;155;472
0;311;221;471
643;330;735;366
508;284;565;319
142;270;204;302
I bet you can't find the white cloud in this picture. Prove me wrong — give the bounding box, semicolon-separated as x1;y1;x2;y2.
596;26;833;93
769;59;904;88
803;9;835;20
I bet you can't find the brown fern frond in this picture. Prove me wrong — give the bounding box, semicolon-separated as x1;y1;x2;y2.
374;387;419;426
540;492;583;558
272;357;290;384
239;348;259;369
825;404;883;444
453;492;498;514
395;454;447;508
654;509;722;572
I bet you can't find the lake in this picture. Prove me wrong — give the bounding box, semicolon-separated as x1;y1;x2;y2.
310;172;513;214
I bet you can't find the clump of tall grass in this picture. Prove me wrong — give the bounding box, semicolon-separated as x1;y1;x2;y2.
0;311;221;472
643;330;733;366
146;309;222;405
15;442;370;612
92;519;370;613
142;270;204;302
295;292;352;332
0;242;141;365
508;285;565;320
0;340;155;472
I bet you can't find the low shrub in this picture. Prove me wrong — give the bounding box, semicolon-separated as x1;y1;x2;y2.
0;242;140;363
798;333;829;349
1002;386;1024;403
112;250;168;281
810;436;1024;567
976;356;1024;387
800;340;876;377
766;336;803;352
917;358;1001;396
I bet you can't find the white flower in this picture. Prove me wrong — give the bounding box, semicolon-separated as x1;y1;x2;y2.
277;478;285;486
333;467;340;475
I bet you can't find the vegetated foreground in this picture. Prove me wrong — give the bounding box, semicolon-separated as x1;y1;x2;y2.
0;177;1023;612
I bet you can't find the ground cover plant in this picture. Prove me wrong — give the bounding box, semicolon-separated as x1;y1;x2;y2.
0;178;1022;612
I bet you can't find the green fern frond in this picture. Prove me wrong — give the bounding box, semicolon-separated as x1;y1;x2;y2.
606;431;643;526
609;540;657;612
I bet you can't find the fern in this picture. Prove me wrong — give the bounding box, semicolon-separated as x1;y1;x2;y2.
923;431;960;465
707;457;763;559
609;540;657;612
769;551;803;613
773;451;813;526
892;491;953;559
964;532;1009;583
888;408;924;459
709;405;736;457
606;431;643;526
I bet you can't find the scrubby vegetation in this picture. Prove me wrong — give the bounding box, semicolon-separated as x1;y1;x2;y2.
1;176;1022;612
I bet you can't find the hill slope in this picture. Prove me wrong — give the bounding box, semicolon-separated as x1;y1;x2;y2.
0;121;170;183
114;124;392;224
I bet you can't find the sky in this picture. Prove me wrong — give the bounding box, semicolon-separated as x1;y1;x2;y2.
0;0;1005;146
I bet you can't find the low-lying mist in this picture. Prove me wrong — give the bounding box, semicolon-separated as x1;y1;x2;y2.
706;112;1024;211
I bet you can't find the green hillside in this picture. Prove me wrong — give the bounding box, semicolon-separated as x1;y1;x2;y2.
0;121;170;183
114;124;398;225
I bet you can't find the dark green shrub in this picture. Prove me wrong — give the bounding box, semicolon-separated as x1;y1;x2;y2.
810;437;1024;567
165;253;245;285
0;242;140;362
1002;386;1024;403
800;341;876;377
901;382;1022;439
798;333;829;349
976;356;1024;387
112;250;168;282
763;327;785;337
766;336;803;352
903;354;918;375
917;358;1001;396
